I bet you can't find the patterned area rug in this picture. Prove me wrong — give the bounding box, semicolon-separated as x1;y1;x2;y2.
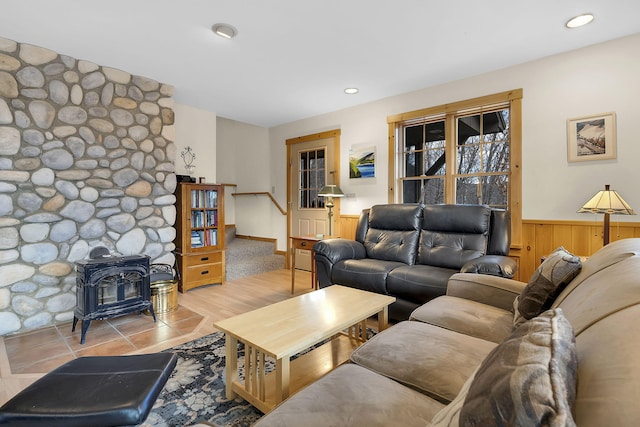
140;332;263;427
140;328;375;427
140;327;375;426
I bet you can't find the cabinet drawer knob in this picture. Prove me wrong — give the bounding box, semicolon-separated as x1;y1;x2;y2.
201;270;209;275
301;241;307;247
201;257;209;261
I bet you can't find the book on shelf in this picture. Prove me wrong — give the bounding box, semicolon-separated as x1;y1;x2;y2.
191;231;204;247
206;190;218;208
191;211;204;228
191;190;206;208
206;210;218;227
203;229;218;246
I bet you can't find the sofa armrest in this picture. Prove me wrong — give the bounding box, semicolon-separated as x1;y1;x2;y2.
313;239;366;287
460;255;517;279
446;272;527;312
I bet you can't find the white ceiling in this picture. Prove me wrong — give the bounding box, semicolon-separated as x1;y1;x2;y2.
1;1;639;127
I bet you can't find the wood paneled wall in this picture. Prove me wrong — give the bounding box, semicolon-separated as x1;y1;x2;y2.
337;215;640;283
518;219;640;281
335;215;360;241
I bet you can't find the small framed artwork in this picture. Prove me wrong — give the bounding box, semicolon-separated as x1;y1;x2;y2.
566;112;616;162
349;144;376;179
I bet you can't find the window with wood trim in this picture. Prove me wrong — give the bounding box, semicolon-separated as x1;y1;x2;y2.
387;90;523;246
298;148;326;209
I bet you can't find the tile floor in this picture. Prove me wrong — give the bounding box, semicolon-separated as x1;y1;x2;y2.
4;306;203;375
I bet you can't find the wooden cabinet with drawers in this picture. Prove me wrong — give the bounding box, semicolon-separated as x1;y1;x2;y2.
175;183;225;292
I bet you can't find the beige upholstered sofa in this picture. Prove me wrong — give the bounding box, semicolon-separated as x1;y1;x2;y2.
255;238;640;426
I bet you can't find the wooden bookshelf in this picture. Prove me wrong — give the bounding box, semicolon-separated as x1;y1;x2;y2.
175;183;225;292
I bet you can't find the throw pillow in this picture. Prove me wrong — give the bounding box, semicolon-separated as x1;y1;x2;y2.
460;308;577;427
512;295;527;328
517;246;582;321
430;309;577;427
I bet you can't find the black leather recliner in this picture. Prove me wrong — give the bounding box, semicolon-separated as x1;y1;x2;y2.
313;204;516;321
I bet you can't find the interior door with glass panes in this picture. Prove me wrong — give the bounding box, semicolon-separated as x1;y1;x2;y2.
290;137;336;271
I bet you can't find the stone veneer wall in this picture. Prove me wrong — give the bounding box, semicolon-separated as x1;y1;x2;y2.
0;36;177;335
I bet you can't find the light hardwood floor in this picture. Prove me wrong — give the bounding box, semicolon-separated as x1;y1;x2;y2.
0;268;316;407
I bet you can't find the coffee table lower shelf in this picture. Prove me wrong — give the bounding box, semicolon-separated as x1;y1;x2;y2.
228;332;363;413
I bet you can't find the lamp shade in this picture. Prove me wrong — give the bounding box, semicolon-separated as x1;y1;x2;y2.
578;184;636;246
577;185;636;215
318;185;345;197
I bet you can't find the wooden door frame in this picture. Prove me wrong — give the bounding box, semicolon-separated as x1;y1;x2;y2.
286;129;341;269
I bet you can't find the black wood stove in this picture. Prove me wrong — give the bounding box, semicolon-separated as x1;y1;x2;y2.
73;254;156;344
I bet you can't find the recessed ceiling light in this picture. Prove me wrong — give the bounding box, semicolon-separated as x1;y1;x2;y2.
212;23;237;39
344;88;359;94
566;13;594;28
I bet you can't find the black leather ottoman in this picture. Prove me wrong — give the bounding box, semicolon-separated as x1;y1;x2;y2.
0;352;177;427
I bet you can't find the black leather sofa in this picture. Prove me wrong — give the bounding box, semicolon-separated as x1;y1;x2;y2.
313;204;515;321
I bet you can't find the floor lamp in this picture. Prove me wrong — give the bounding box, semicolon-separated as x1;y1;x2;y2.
578;184;636;245
318;184;344;236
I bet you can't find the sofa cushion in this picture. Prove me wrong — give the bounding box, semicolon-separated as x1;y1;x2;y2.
517;246;582;321
410;295;514;344
368;203;423;231
422;204;491;234
446;272;526;312
417;231;488;270
364;229;420;264
350;321;496;403
386;265;455;304
459;308;577;426
429;367;477;427
552;238;639;308
417;205;491;269
570;304;640;426
254;364;444;427
332;258;405;294
363;204;422;264
487;209;511;255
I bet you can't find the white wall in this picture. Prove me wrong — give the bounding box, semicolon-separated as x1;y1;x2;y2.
173;103;217;182
213;33;640;251
266;34;640;249
216;117;272;237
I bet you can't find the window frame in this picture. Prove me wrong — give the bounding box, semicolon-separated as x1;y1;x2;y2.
387;89;522;248
297;147;327;210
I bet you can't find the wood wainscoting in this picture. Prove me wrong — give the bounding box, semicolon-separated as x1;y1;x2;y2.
336;215;640;283
519;219;640;281
335;215;360;242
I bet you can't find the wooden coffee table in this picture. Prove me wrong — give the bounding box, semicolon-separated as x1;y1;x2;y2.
214;285;395;413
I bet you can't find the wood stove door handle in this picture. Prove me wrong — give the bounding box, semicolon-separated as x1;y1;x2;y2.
201;270;209;275
200;257;209;261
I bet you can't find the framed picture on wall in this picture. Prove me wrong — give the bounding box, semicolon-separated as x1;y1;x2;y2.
349;144;376;178
567;112;616;162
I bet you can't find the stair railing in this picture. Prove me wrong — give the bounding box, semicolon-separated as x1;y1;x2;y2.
232;191;287;215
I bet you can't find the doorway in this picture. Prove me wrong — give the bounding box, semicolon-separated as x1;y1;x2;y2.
286;130;340;271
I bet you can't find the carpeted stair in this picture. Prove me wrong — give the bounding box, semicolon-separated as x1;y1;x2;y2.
225;226;285;281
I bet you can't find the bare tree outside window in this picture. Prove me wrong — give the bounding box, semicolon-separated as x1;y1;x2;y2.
398;107;510;209
456;109;510;208
389;90;522;248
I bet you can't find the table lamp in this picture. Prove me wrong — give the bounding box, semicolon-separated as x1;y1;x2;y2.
318;184;344;236
577;184;636;245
